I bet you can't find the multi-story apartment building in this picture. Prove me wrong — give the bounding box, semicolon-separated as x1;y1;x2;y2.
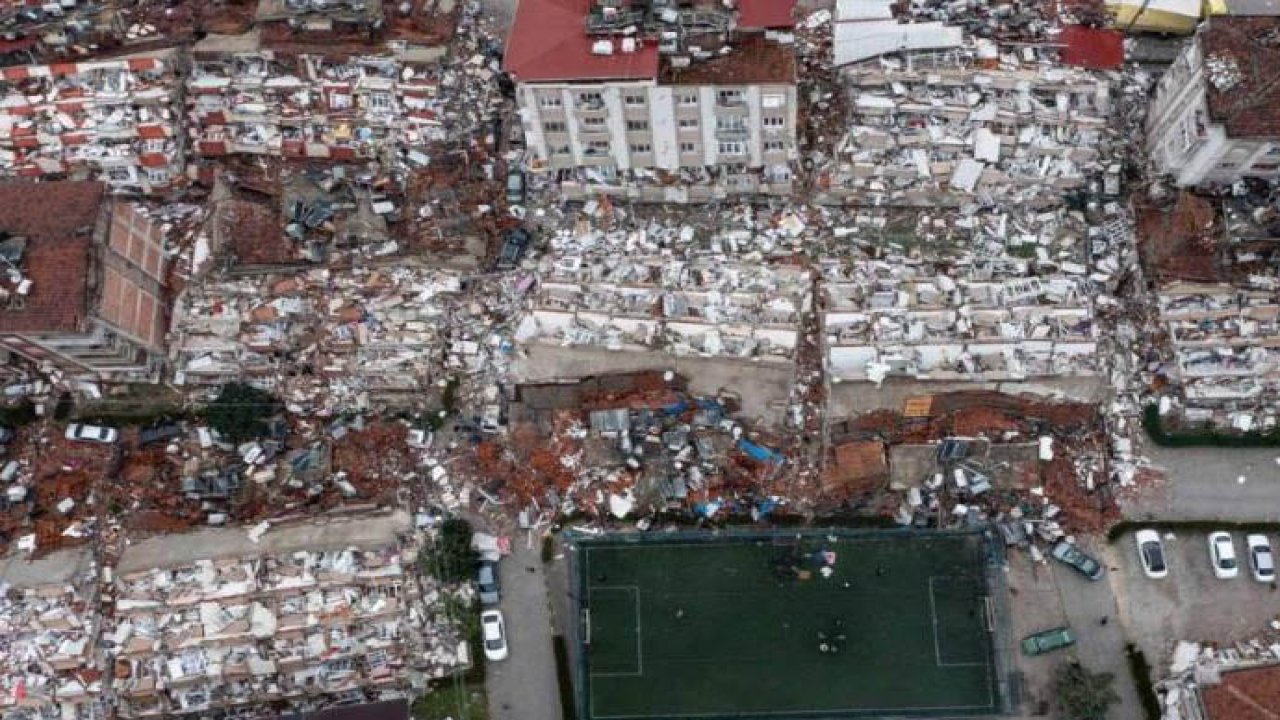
1147;16;1280;186
504;0;798;199
0;181;173;380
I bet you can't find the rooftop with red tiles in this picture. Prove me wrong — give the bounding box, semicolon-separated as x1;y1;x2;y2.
503;0;659;82
1201;16;1280;138
1201;665;1280;720
0;181;102;334
739;0;797;29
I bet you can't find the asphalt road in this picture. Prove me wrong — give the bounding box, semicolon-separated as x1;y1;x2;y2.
1051;539;1142;720
485;535;562;720
1123;444;1280;522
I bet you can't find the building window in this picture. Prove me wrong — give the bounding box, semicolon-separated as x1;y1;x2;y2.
553;146;571;156
679;93;698;105
368;93;393;111
629;143;651;154
1252;163;1280;172
762;116;785;128
582;116;606;128
540;94;563;108
626;120;649;131
678;118;698;129
718;141;744;155
680;142;696;153
624;94;645;106
717;89;743;105
544;121;566;133
764;140;786;151
107;166;136;183
146;167;170;183
586;140;610;154
578;92;603;106
716;117;746;131
329;92;352;110
143;138;167;153
762;94;785;109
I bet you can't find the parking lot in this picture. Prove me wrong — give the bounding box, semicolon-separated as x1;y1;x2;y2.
1111;529;1280;666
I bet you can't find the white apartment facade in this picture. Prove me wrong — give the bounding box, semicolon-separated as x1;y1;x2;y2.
518;80;796;180
504;0;798;197
1147;16;1280;186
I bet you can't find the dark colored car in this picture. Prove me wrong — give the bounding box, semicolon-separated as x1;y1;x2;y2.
139;423;183;447
1021;627;1075;656
496;227;531;270
505;170;526;204
0;425;14;444
1049;540;1104;581
477;561;500;605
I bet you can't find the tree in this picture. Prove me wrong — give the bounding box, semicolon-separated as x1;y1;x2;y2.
421;517;479;583
204;383;281;444
1053;662;1119;720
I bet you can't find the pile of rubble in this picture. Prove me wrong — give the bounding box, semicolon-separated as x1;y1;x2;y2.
170;264;460;410
108;541;466;718
0;573;103;720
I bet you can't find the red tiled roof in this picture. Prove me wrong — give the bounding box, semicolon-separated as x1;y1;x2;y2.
739;0;797;29
136;124;170;140
1059;25;1124;69
503;0;659;82
1202;666;1280;720
1201;16;1280;138
0;181;102;334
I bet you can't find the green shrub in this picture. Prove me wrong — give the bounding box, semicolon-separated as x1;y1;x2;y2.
1144;404;1280;447
419;518;479;584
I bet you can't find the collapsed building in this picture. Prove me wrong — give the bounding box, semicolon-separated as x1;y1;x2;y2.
109;542;466;718
0;181;173;381
505;0;799;200
1147;16;1280;187
0;563;103;720
0;49;181;192
187;35;445;162
821;4;1119;206
170;264;460;411
822;256;1100;385
516;254;809;363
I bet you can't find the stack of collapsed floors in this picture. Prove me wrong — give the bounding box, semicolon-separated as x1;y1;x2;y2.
109;545;469;718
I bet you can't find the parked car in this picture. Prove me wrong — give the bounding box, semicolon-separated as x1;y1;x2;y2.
407;428;432;449
138;423;182;447
1049;540;1104;581
65;423;119;444
477;560;500;606
481;609;508;661
0;425;14;444
505;170;526;204
495;227;531;270
1247;534;1275;583
1208;531;1240;579
1021;627;1075;656
1135;529;1168;579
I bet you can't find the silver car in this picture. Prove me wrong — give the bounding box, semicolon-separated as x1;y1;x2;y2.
64;423;119;444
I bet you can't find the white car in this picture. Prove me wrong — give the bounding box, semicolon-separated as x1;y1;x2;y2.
481;609;508;661
64;423;119;444
1247;534;1275;583
1135;529;1168;579
1208;531;1239;579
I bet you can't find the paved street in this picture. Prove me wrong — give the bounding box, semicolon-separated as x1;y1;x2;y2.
1123;444;1280;522
1051;538;1142;720
486;534;562;720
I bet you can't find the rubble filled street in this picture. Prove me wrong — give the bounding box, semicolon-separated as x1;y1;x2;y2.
4;0;1280;719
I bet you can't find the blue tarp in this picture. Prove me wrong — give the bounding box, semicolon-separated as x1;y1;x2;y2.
738;439;783;463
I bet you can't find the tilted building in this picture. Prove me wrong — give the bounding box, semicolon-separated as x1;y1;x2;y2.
1147;16;1280;187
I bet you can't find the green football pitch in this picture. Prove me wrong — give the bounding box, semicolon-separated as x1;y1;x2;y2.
574;531;1000;719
